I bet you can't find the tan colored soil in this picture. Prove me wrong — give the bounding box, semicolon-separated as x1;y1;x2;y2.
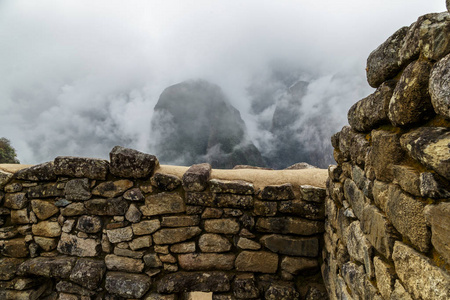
0;164;33;173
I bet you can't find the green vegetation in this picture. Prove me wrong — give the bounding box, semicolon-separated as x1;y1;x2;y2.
0;137;20;164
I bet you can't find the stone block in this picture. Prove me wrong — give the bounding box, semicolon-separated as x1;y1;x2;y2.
69;258;106;290
151;173;182;191
65;178;91;201
0;257;24;280
373;256;395;300
132;219;161;235
18;256;77;278
345;221;374;277
278;199;324;220
157;271;231;293
129;235;152;250
106;226;133;243
430;52;450;119
264;282;299;300
372;180;390;212
141;192;185;216
85;197;128;216
32;221;61;237
171;241;196;253
105;271;151;298
420;172;450;198
236;237;261;250
182;163;212;192
162;215;200;227
186;192;214;206
57;233;101;257
281;256;319;274
424;202;450;264
34;236;58;251
125;203;142;223
204;219;240;234
153;226;201;244
214;194;254;209
56;281;96;297
235;251;278;273
54;156;109;180
31;199;59;220
253;200;277;216
27;182;64;198
198;233;232;252
390;280;413;300
60;202;87;217
258;183;294;200
369;129;404;182
10;208;30;224
178;253;235;271
15;161;57;181
76;215;102;233
233;274;259;299
109;146;158;178
210;179;254;194
260;234;318;257
256;217;324;235
4;192;28;209
123;187;144;201
105;254;144;273
92;179;133;198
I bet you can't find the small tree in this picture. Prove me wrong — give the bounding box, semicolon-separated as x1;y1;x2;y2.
0;137;20;164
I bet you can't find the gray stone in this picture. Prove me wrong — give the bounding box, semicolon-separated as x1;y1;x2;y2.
61;202;87;216
76;215;102;233
348;80;397;132
157;271;231;293
32;221;61;237
209;179;254;194
85;197;128;215
400;127;450;180
57;233;101;257
198;233;232;252
204;219;240;234
125;204;142;223
110;146;158;178
256;217;324;235
143;253;163;268
186;192;214;206
374;256;395;300
258;183;294;200
151;173;182;191
15;161;56;181
105;254;144;273
54;156;109;180
18;256;77;278
182;163;212;192
178;253;235;271
140;192;185;216
4;192;28;209
65;178;91;201
386;185;430;252
233;274;259;299
123;187;144;201
55;199;71;207
260;234;318;257
170;241;196;253
388;59;434;127
424;202;450;264
264;282;299;300
153;226;201;244
420;172;450;198
105;271;151;298
27;183;64;198
69;258;106;290
92;179;134;198
106;226;133;243
345;221;373;277
235;251;278;273
214;194;254;209
430;52;450;119
278;199;324;220
236;237;261;250
132;219;161;235
161;215;199;227
31;199;59;220
392;241;450;300
300;185;327;203
281;256;319;274
56;281;96;296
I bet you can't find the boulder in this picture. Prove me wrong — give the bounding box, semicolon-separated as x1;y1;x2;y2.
54;156;109;180
109;146;158;178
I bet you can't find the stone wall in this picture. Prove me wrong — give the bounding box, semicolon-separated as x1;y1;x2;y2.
323;8;450;300
0;146;328;300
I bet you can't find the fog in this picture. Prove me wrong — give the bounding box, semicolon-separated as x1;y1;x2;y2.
0;0;446;166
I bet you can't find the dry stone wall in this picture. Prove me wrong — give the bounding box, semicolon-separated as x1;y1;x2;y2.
0;146;328;300
324;7;450;300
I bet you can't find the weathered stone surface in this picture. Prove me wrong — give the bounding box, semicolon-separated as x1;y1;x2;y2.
4;182;22;193
265;282;299;300
400;127;450;180
141;192;185;216
85;197;128;215
4;192;28;209
110;146;158;178
114;247;144;258
34;236;58;251
386;185;430;252
54;156;109;180
204;219;240;234
390;280;413;300
281;256;319;274
366;26;410;88
198;233;232;252
0;257;24;280
348;80;396;132
233;274;259;299
424;202;450;264
105;271;151;298
65;178;91;201
412;12;450;61
0;284;49;300
235;251;278;273
393;242;450;300
69;258;106;290
369;129;404;182
388;60;434;127
105;254;144;273
171;241;196;253
338;126;369;166
129;235;152;250
209;179;254;194
0;170;13;188
18;256;77;278
132;219;161;235
430;53;450;119
27;182;64;198
345;221;373;277
31;199;59;220
392;165;421;196
92;180;133;198
57;233;101;257
361;205;397;259
157;271;231;293
214;194;254;209
420;172;450;198
61;202;87;216
161;215;199;227
258;183;294;200
341;261;381;300
182;163;212;192
260;234;319;257
15;161;56;181
186;192;214;206
125;203;142;223
374;256;395;300
32;221;61;237
76;215;102;233
178;253;235;271
153;226;201;244
279;200;324;220
123;187;144;201
10;208;30;224
146;293;177;300
372;180;390;212
0;226;18;239
151;173;182;191
253;200;276;217
237;237;261;250
106;226;133;243
256;217;324;235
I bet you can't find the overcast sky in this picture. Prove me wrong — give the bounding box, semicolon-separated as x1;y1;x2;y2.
0;0;446;164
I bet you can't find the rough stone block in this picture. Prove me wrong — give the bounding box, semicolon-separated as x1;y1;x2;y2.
373;256;395;300
204;219;240;234
141;192;185;216
210;179;254;194
65;178;91;201
76;215;102;233
233;274;259;299
178;253;235;271
123;187;144;201
198;233;231;252
420;172;450;198
182;163;212;192
0;257;25;280
4;192;28;209
105;271;151;298
27;182;64;198
157;271;231;293
369;129;404;182
32;221;61;237
85;197;128;216
235;251;278;273
132;219;161;236
31;199;59;220
15;161;57;181
258;183;295;200
18;256;77;278
214;194;254;209
105;254;144;273
171;241;196;253
57;233;101;257
430;52;450;119
186;192;214;206
106;226;133;243
345;221;374;277
54;156;109;180
343;179;367;220
153;226;201;244
69;258;106;290
256;217;324;235
260;234;318;257
151;173;182;191
424;202;450;264
281;256;319;275
109;146;158;178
